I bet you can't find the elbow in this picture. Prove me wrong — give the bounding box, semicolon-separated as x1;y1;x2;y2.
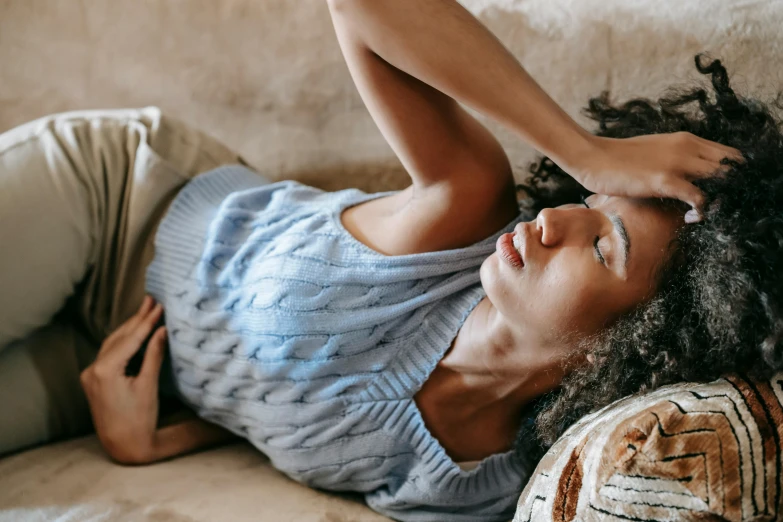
102;436;156;466
326;0;368;14
108;448;154;466
326;0;347;11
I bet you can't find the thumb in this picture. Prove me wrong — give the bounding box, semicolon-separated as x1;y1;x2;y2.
139;326;167;386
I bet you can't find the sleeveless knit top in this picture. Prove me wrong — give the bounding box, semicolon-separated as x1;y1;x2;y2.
145;165;532;522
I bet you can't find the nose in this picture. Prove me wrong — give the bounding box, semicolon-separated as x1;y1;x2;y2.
536;207;585;247
536;208;561;247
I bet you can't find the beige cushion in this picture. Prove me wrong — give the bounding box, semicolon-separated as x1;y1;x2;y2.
514;373;783;521
0;436;392;522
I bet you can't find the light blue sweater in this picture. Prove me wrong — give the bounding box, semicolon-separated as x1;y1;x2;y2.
145;165;533;521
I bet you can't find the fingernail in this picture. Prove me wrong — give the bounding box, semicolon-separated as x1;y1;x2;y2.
685;209;701;223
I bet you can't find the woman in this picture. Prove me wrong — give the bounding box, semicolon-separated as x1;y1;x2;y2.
1;1;778;521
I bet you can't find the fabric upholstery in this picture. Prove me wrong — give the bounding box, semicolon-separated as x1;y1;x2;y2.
2;0;782;194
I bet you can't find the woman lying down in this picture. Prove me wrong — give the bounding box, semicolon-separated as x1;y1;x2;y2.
2;0;781;521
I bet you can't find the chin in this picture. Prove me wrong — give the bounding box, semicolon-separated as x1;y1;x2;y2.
480;253;530;320
479;253;496;285
479;254;504;303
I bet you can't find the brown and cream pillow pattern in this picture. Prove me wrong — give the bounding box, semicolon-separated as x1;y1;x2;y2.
514;373;783;522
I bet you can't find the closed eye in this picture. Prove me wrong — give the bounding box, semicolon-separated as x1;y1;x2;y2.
593;236;606;265
582;196;607;266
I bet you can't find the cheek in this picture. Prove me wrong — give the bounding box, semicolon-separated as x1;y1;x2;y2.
481;252;631;337
533;251;643;339
482;252;605;331
535;257;606;332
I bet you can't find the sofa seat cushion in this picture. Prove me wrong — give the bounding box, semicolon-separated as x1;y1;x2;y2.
0;436;392;522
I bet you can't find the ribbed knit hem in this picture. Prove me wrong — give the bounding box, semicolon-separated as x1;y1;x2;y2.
145;166;272;300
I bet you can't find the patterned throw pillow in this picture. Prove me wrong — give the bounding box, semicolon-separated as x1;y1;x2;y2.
514;373;783;522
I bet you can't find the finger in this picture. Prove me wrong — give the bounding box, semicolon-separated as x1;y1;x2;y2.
139;326;167;387
101;297;159;356
683;158;722;180
140;294;154;312
129;302;164;347
697;144;728;163
684;209;702;224
104;303;164;366
696;138;743;162
660;177;705;223
113;295;156;339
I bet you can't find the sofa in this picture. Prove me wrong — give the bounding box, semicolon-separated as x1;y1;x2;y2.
1;0;782;520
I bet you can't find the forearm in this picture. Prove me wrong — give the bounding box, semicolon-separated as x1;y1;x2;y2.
105;415;240;465
326;0;594;168
148;417;240;463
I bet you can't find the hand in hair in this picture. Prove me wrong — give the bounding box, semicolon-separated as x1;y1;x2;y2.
566;128;742;223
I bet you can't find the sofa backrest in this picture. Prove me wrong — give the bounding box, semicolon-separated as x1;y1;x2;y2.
2;0;782;193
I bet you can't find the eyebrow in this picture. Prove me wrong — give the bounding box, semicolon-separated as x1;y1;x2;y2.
608;213;631;270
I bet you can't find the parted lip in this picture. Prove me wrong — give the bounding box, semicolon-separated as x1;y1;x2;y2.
512;222;529;265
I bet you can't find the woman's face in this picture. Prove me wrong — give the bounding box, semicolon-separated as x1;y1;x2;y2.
481;194;684;349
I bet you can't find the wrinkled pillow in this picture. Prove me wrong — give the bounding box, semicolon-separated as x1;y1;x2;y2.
514;373;783;522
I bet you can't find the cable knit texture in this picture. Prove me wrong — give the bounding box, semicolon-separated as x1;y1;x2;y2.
144;165;528;521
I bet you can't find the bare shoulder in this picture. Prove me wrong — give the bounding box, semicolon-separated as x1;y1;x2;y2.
340;173;520;256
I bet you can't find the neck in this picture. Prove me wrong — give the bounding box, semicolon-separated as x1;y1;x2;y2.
434;297;568;421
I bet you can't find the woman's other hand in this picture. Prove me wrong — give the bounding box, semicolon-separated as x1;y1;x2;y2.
80;295;167;465
568;132;742;223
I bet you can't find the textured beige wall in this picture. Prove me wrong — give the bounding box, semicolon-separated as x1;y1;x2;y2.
1;0;782;192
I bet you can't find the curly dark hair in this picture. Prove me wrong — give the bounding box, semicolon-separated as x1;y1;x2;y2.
512;54;783;467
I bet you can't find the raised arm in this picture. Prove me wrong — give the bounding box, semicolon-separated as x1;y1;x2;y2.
327;0;591;181
327;0;741;223
326;0;582;251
